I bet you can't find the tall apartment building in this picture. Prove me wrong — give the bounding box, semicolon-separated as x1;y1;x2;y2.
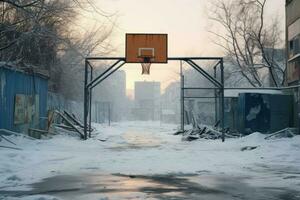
286;0;300;84
286;0;300;129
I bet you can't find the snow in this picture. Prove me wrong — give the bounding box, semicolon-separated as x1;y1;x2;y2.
0;121;300;198
224;89;283;97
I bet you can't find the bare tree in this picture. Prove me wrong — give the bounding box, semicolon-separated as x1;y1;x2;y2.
0;0;116;100
209;0;285;87
57;24;115;100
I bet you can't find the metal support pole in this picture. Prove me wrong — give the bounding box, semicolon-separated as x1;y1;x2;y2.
89;67;93;138
83;59;88;140
82;56;227;142
214;66;218;126
183;87;218;90
108;102;111;126
181;77;185;131
220;58;225;142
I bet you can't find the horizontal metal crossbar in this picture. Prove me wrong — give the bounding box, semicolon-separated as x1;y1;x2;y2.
86;56;223;61
184;96;218;99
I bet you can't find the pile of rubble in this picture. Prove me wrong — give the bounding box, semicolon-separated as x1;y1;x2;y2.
176;124;298;142
175;123;240;141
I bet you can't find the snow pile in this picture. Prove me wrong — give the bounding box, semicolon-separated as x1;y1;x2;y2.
0;121;300;194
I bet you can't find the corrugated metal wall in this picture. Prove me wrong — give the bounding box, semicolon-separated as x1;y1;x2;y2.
0;67;48;133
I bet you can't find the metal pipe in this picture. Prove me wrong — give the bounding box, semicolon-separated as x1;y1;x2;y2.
214;65;218;127
86;57;126;60
181;75;185;131
186;60;222;88
212;61;221;70
183;87;300;90
189;60;221;87
83;59;88;140
90;61;126;89
220;58;225;142
86;60;122;88
180;61;184;131
86;57;223;61
89;67;93;138
87;60;93;70
170;57;223;60
183;87;220;90
184;96;218;99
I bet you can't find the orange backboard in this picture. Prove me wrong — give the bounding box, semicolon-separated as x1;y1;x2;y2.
125;33;168;63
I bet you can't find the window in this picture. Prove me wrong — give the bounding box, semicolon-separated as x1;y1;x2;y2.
290;40;294;51
289;36;300;58
295;37;300;54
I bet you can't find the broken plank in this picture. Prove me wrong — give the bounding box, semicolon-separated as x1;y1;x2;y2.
55;111;84;138
64;111;84;128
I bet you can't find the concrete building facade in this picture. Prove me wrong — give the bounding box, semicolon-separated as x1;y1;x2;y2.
286;0;300;84
133;81;161;121
286;0;300;130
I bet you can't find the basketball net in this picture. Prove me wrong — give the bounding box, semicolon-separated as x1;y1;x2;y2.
141;57;151;75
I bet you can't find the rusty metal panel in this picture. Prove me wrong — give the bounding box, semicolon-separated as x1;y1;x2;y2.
14;94;26;124
13;94;40;125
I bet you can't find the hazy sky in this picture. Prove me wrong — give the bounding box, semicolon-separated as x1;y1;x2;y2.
81;0;285;93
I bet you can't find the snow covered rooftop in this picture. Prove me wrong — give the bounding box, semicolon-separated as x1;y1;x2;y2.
224;89;284;97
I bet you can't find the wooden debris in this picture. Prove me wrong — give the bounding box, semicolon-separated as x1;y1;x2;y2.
0;134;16;146
64;111;84;128
55;124;77;132
181;124;239;141
0;145;22;150
241;146;259;151
173;130;184;135
214;120;220;128
264;128;298;140
54;110;84;138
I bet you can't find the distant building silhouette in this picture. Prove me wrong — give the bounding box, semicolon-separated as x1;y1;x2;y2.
133;81;161;121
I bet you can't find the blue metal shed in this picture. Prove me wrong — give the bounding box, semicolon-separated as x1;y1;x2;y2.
0;66;48;133
237;93;293;134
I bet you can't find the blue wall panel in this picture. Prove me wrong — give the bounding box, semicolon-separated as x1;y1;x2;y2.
0;67;48;133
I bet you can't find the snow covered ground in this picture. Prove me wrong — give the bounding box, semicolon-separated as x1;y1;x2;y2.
0;121;300;200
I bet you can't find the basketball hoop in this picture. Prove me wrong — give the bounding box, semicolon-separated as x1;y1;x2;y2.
141;57;152;75
125;34;168;75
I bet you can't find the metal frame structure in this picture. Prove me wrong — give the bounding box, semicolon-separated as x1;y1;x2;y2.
84;57;225;141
